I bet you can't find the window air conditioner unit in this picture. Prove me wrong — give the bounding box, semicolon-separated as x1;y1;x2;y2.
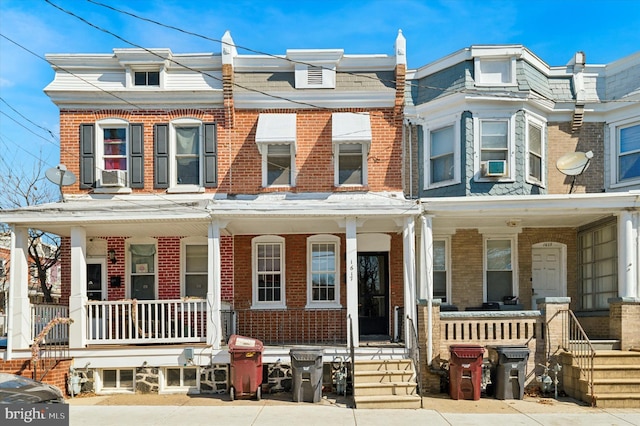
101;170;127;187
482;160;507;177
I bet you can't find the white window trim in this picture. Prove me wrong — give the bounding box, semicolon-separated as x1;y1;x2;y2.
180;236;208;299
525;113;546;187
159;367;200;394
333;142;369;187
126;66;165;89
433;236;452;305
474;57;517;87
261;143;296;188
482;235;518;303
252;235;286;309
306;234;341;309
126;237;158;300
608;118;640;189
473;113;516;182
95;118;130;188
168;118;204;192
423;117;461;190
96;369;135;394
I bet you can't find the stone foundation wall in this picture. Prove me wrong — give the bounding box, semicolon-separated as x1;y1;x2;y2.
200;364;229;394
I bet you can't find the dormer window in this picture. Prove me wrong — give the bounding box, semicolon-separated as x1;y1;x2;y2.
134;71;160;86
287;49;343;89
474;57;516;86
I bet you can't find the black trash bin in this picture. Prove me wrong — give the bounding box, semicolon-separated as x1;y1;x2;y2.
487;345;529;400
290;348;324;403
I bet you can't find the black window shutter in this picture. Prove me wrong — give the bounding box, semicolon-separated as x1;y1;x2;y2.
154;124;169;188
79;124;95;189
203;123;217;187
129;123;144;188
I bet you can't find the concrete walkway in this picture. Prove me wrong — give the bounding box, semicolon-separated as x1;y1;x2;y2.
67;394;640;426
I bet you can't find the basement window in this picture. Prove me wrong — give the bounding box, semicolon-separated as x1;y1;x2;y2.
162;367;199;393
101;369;134;392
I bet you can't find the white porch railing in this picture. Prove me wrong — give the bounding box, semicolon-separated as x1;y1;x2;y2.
31;304;69;343
86;299;207;344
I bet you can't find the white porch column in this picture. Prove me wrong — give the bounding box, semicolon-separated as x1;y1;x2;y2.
208;220;222;349
419;215;434;364
403;217;417;347
69;226;87;348
345;217;359;348
6;226;31;358
618;211;639;298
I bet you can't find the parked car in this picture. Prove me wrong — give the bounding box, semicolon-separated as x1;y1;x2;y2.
0;373;65;403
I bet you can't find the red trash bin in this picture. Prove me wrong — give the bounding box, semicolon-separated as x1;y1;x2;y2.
449;344;485;400
228;334;264;400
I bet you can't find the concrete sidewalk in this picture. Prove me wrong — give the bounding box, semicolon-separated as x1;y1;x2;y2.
67;393;640;426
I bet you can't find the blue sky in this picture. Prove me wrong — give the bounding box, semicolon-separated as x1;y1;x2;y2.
1;0;639;185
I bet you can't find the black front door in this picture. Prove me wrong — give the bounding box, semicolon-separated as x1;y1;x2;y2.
358;252;389;336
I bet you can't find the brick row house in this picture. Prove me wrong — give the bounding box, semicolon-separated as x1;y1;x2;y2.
2;32;639;406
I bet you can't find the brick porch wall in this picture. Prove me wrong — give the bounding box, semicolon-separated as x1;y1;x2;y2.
0;358;72;397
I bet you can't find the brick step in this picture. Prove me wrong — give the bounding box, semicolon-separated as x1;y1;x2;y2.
354;370;415;383
354;359;413;372
353;381;417;397
354;394;422;409
592;393;640;409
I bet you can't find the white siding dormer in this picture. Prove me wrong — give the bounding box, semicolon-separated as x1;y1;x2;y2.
287;49;343;89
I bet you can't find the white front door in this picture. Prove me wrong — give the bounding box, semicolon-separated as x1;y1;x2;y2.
531;243;565;309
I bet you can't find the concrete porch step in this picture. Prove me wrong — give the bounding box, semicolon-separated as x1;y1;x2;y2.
591;393;640;409
353;370;415;383
353;359;413;371
592;364;640;379
569;339;620;351
584;378;640;394
353;394;422;409
353;381;417;396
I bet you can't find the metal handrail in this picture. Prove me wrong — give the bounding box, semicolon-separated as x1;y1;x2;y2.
31;317;72;382
348;314;355;396
560;309;596;406
405;315;423;408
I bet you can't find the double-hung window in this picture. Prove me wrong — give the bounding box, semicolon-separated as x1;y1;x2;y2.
154;120;216;190
336;143;366;185
614;122;640;185
424;119;460;189
332;112;371;187
182;238;208;299
474;114;515;180
432;238;450;303
526;115;546;185
484;237;517;303
255;113;296;188
252;236;285;308
307;235;340;308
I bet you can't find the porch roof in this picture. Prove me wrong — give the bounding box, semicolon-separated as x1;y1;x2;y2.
423;192;640;229
2;192;419;237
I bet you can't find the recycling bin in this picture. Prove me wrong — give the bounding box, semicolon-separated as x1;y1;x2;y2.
228;334;264;400
487;345;529;400
449;344;485;400
290;348;324;403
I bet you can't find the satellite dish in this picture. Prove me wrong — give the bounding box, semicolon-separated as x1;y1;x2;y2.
45;164;77;202
556;151;593;193
556;151;593;176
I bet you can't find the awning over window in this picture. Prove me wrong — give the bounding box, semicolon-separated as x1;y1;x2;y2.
255;113;297;154
332;112;371;142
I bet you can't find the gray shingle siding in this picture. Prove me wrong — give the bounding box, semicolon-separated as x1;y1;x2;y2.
412;62;470;105
606;66;640;100
234;71;395;93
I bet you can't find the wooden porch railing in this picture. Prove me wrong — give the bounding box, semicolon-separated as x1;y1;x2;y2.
86;299;206;344
560;309;595;406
